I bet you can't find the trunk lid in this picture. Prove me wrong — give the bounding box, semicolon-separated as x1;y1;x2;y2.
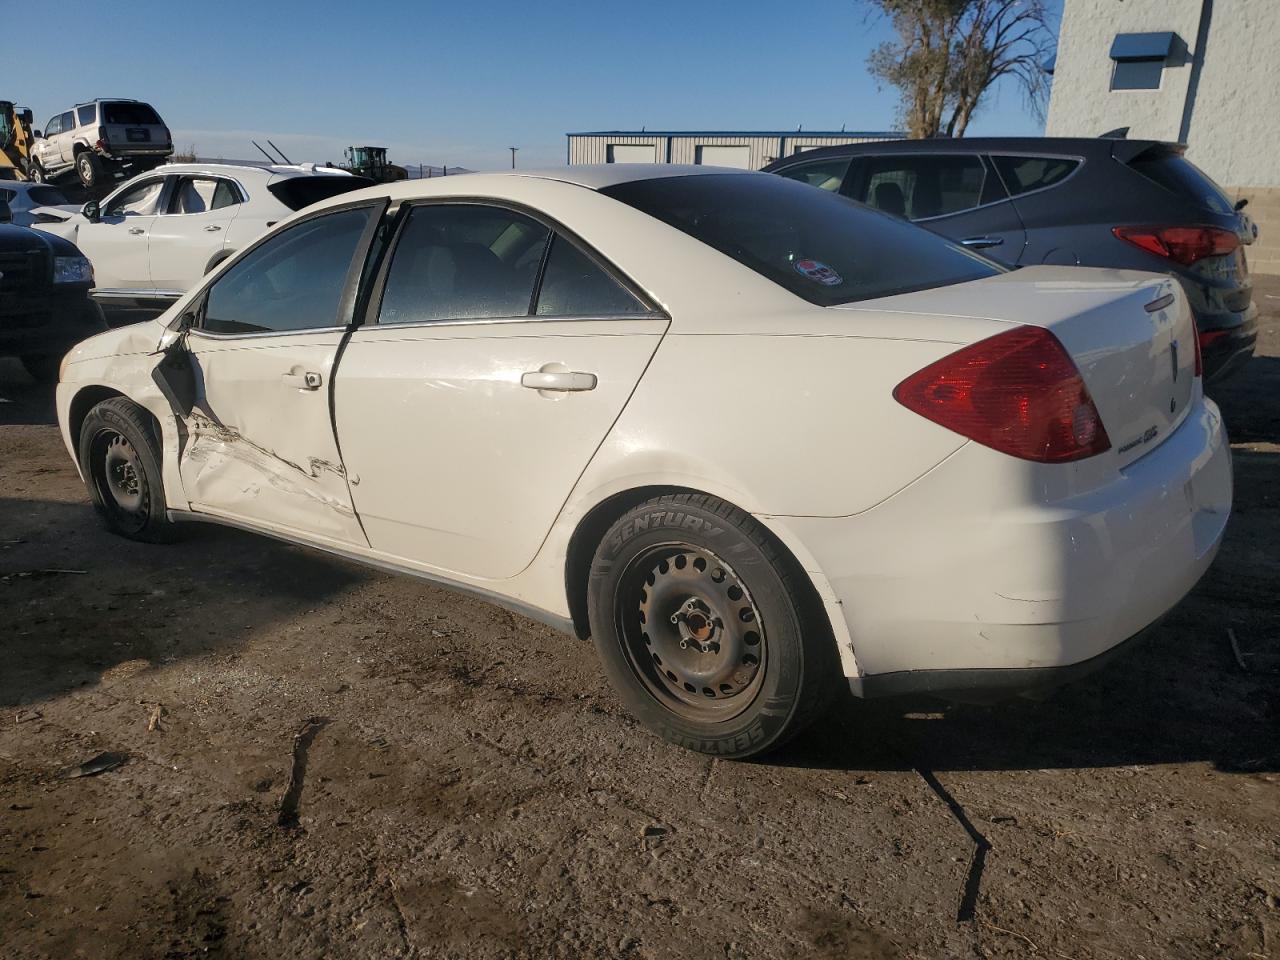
845;266;1197;467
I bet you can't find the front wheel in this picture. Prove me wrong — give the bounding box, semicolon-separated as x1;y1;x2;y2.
587;494;840;758
28;161;45;184
78;397;175;542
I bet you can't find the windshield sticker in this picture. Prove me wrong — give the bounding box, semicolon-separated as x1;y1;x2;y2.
794;259;843;286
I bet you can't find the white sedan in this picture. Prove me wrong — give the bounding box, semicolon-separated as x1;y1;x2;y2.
54;166;1232;757
33;162;373;307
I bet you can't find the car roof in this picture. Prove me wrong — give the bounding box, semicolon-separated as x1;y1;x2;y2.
146;162;356;180
764;136;1179;167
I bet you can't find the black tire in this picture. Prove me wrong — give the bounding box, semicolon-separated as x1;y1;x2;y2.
587;493;840;759
78;397;175;543
28;160;45;184
20;354;60;383
76;151;104;189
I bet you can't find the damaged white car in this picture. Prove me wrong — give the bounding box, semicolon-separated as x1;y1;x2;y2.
55;166;1231;757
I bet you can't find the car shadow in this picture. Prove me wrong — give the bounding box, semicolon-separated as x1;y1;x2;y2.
0;360;57;427
1211;355;1280;445
0;495;374;710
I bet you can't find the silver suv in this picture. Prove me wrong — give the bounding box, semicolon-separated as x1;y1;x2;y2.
30;99;173;189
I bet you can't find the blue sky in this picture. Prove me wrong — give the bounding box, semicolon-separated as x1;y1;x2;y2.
30;0;1062;171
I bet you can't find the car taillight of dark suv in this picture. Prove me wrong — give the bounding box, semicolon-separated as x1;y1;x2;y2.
764;136;1258;384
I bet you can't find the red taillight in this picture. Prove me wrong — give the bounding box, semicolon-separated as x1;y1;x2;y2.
894;326;1111;463
1113;225;1240;266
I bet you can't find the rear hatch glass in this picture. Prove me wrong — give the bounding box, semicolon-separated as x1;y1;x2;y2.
268;175;377;211
102;102;162;126
1128;149;1236;217
602;173;1002;306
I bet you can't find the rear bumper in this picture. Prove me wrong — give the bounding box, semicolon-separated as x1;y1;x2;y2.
1198;302;1258;384
776;396;1232;689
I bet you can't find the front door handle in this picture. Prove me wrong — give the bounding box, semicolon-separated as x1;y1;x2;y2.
204;225;222;232
961;236;1004;249
282;371;323;390
521;370;597;392
128;227;145;235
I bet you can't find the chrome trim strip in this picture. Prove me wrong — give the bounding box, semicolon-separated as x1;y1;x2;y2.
91;288;183;300
166;508;576;636
186;325;348;342
362;311;669;332
1145;293;1176;313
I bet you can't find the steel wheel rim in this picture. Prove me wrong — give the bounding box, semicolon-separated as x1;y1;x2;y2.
91;428;149;533
615;542;767;722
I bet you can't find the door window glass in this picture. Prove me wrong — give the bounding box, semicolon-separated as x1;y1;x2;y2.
59;112;75;133
202;207;373;335
377;205;549;324
172;177;240;214
992;156;1080;197
774;157;852;193
43;116;60;137
106;179;166;217
76;105;96;127
857;155;987;220
535;235;646;317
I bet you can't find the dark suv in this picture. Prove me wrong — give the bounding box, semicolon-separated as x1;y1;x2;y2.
764;137;1258;383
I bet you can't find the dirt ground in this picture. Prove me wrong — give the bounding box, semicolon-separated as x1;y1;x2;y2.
1;282;1278;960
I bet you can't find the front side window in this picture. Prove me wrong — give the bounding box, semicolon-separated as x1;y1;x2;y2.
992;156;1080;197
43;116;60;137
172;177;240;214
856;155;988;220
535;235;646;317
76;105;96;127
106;179;166;217
602;174;1001;307
774;157;852;193
202;207;373;335
377;205;549;325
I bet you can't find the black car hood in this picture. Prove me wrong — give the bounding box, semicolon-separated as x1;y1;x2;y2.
0;222;80;257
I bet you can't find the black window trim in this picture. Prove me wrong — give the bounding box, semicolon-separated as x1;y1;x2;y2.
181;196;390;342
358;196;667;331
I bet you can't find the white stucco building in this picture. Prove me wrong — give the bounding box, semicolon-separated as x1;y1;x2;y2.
1047;0;1280;273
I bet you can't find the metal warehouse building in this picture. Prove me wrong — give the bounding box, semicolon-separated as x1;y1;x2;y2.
566;130;903;170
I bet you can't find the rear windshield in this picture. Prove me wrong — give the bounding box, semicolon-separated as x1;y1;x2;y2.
268;175;377;211
102;102;162;125
1128;150;1234;215
601;173;1001;306
26;186;69;205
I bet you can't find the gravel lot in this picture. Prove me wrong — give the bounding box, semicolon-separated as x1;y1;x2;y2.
1;280;1278;960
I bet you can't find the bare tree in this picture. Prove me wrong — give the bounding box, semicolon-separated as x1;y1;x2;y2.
865;0;1055;138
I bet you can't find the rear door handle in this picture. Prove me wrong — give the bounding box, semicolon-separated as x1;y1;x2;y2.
282;371;323;390
961;236;1003;249
204;225;222;232
128;227;146;235
521;370;597;392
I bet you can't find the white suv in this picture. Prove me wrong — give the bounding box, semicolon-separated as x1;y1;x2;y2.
32;162;375;305
30;99;173;189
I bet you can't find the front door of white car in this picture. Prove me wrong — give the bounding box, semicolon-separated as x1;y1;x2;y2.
167;203;383;545
147;175;244;294
334;203;668;580
77;177;170;291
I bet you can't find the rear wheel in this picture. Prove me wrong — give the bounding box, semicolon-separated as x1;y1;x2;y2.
28;160;45;184
587;494;840;758
78;397;174;542
76;151;104;189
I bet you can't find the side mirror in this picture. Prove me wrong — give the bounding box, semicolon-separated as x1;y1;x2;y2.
32;130;42;140
0;197;11;224
82;200;101;222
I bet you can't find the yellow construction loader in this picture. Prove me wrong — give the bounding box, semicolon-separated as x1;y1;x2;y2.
0;101;35;180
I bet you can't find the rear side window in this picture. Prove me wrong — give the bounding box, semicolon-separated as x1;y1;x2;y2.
535;235;647;317
774;157;852;193
1128;150;1234;215
102;102;162;125
76;105;96;127
602;174;1001;307
27;186;69;205
377;204;550;324
267;175;377;211
992;155;1080;196
855;155;990;220
203;207;373;335
59;112;74;133
172;177;241;213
